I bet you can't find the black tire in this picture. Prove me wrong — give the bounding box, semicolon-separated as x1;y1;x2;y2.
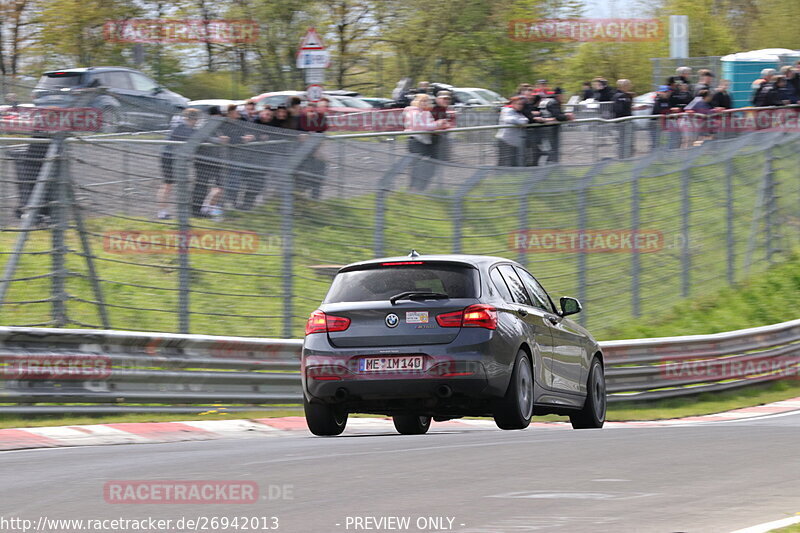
493;349;533;430
303;396;348;436
393;415;432;435
570;357;606;429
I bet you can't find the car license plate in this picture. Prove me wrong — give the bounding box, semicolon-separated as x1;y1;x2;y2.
359;356;424;372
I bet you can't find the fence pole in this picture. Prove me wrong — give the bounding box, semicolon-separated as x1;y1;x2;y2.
65;146;110;329
725;157;735;284
0;138;61;312
51;145;68;327
764;146;775;263
452;169;488;254
373;155;415;257
277;134;325;338
171;117;224;334
630;170;641;318
681;164;691;298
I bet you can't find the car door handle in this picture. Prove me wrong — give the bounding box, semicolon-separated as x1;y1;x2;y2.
546;314;561;325
516;308;528;317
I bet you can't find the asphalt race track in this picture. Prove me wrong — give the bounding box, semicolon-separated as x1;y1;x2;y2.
2;411;799;533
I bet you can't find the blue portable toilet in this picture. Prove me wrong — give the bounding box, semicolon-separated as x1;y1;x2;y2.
721;48;800;107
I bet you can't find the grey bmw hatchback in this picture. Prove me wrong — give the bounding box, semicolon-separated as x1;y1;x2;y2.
301;252;606;436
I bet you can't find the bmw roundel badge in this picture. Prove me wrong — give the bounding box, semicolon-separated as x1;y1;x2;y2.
385;313;400;328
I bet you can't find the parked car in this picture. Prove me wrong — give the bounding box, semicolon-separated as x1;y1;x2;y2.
360;97;395;109
451;87;508;107
187;99;244;113
32;67;189;133
249;90;372;114
301;252;606;436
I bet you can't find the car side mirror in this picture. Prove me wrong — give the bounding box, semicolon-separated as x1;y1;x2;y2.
467;98;481;105
559;297;581;317
153;86;163;94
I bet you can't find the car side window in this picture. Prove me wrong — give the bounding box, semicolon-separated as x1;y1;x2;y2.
489;267;513;302
101;71;133;90
514;267;555;313
497;265;532;306
130;73;158;92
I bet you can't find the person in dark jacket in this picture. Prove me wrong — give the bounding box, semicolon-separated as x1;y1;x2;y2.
774;75;798;104
710;80;733;109
613;79;634;158
669;82;693;110
269;105;291;129
538;88;571;163
519;86;544;165
650;85;672;149
580;82;593;101
590;77;614;118
751;69;780;107
157;108;200;219
193;106;226;218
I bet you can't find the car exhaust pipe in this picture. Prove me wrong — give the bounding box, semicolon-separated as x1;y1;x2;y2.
436;385;453;399
334;388;349;401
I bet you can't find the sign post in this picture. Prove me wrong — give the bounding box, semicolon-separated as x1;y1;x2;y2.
669;15;688;59
297;28;329;98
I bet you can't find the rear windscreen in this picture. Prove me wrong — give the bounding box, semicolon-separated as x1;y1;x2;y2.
324;265;477;303
37;73;84;89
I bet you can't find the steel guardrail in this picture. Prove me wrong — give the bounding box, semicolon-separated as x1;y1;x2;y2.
1;320;798;412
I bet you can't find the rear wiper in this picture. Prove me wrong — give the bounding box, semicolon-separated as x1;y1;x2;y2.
389;291;450;305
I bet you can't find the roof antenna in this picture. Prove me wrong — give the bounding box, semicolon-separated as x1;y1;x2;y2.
408;249;420;258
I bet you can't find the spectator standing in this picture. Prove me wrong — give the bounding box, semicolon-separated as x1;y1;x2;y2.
519;86;544;165
220;104;256;209
590;77;614;118
751;68;780;106
538;88;571;163
495;96;529;166
774;75;798;104
580;82;593;101
240;100;258;121
676;66;694;94
194;106;226;219
669;82;693;110
270;105;291;129
430;91;455;161
404;94;445;190
296;99;330;199
710;80;733;109
650;85;673;149
156;107;200;219
613;79;634;159
693;69;715;96
286;96;303;130
683;89;715;147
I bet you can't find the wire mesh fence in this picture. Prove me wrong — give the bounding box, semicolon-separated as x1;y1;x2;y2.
1;115;799;339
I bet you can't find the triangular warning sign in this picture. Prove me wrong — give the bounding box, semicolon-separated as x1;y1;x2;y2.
299;27;325;50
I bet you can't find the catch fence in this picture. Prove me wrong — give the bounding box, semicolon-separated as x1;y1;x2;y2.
1;115;799;339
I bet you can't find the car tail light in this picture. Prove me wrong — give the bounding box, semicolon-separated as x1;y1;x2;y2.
462;304;497;329
435;305;497;330
304;310;351;335
436;310;463;328
381;261;424;266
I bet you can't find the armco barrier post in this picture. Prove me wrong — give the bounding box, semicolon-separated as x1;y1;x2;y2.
52;144;68;327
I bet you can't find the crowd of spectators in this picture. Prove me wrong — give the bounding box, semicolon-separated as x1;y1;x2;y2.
158;97;331;220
